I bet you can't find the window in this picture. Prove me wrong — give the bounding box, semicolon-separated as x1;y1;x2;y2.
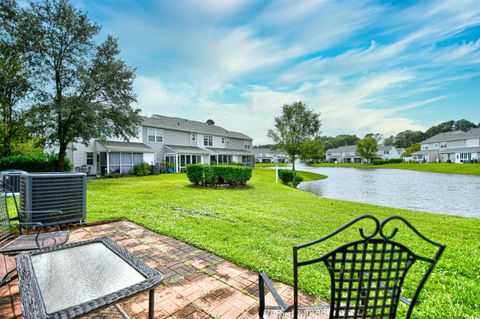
204;135;213;146
147;128;163;143
244;140;252;149
222;137;225;144
86;152;94;165
440;142;447;149
191;133;196;142
108;152;143;174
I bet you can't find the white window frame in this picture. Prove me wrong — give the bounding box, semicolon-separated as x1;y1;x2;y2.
147;128;163;143
204;135;213;146
244;140;252;149
86;152;94;165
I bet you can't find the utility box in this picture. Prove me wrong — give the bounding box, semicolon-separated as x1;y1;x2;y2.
20;172;87;226
0;170;26;193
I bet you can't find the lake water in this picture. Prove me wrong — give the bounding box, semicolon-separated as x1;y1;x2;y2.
296;164;480;218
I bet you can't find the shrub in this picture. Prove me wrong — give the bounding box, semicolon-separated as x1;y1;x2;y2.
373;159;385;165
186;164;205;185
278;169;295;185
292;174;304;188
0;153;72;172
373;158;403;165
185;164;252;187
134;163;152;176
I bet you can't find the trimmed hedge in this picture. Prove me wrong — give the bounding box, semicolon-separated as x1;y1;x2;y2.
278;169;304;188
186;164;252;187
278;169;295;185
0;153;72;172
373;158;403;165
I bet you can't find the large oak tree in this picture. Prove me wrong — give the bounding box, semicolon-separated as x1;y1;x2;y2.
17;0;140;170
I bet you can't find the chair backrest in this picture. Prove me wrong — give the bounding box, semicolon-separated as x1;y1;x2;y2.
0;183;14;242
293;215;445;319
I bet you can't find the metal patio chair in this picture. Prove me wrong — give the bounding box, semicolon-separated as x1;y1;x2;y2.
0;183;70;287
258;215;446;319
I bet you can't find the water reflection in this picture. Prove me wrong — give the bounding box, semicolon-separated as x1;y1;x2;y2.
297;165;480;218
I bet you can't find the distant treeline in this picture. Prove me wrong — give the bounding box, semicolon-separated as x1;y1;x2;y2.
255;119;479;150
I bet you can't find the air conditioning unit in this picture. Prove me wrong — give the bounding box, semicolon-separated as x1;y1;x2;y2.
20;172;87;226
0;170;26;193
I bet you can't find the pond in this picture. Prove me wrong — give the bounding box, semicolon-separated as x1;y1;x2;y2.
297;164;480;218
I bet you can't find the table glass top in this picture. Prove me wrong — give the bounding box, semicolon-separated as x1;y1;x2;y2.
31;242;145;314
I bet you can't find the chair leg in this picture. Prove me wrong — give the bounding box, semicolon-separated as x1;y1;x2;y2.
259;273;265;319
0;268;17;288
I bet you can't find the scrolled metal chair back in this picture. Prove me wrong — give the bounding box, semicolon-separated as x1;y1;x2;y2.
292;215;445;319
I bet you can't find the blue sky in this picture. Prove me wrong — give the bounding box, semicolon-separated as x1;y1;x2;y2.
78;0;480;144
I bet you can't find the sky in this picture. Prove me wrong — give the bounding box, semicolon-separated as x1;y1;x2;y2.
77;0;480;144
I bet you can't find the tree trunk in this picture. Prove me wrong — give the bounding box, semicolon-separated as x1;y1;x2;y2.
57;142;67;172
292;154;296;171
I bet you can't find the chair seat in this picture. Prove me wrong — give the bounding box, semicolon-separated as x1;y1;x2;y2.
0;231;69;255
263;306;330;319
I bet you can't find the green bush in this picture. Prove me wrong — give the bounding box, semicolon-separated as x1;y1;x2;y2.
134;163;152;176
292;174;304;188
186;164;205;185
185;164;252;187
278;169;295;184
0;153;72;172
373;158;404;165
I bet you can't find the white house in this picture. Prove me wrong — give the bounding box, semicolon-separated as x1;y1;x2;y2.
54;115;254;175
326;145;403;163
412;128;480;163
253;148;289;163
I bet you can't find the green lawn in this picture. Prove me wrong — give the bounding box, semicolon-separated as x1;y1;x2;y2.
255;162;289;167
87;169;479;318
311;162;480;176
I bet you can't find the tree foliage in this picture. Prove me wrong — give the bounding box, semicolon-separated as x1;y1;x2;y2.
321;134;360;151
356;136;378;163
299;138;325;163
16;0;140;170
0;0;31;156
394;130;425;148
206;119;215;125
403;143;420;157
268;101;321;170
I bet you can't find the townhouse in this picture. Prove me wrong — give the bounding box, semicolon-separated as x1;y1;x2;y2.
59;114;254;175
253;148;289;163
325;145;404;163
411;128;480;163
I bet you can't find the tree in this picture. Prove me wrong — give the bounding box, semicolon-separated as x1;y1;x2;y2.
299;138;325;163
454;119;477;132
384;135;395;146
17;0;140;170
424;120;455;138
268;101;321;170
356;136;378;163
0;0;31;156
206;119;215;125
403;143;420;157
394;130;425;148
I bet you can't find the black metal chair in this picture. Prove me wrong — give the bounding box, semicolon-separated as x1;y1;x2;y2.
0;183;70;287
259;215;446;319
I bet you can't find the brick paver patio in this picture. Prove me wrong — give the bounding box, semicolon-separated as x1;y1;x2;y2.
0;221;324;318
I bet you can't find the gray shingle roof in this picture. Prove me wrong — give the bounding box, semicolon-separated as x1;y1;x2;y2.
207;147;254;155
164;145;211;154
141;115;253;140
421;129;480;144
97;141;155;153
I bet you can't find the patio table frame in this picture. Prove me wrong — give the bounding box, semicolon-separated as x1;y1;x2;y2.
16;237;163;319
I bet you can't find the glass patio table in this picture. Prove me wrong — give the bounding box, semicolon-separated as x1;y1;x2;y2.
16;237;163;319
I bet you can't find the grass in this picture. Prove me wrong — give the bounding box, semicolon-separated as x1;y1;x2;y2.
255;162;289;167
311;162;480;176
86;169;479;318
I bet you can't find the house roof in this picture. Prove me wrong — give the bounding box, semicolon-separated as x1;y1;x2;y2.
207;147;254;155
164;145;210;154
438;146;480;153
97;141;155;153
327;145;357;152
141;115;253;140
421;128;480;144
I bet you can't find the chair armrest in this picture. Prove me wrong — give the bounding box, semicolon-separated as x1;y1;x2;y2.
18;222;44;228
259;272;289;312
